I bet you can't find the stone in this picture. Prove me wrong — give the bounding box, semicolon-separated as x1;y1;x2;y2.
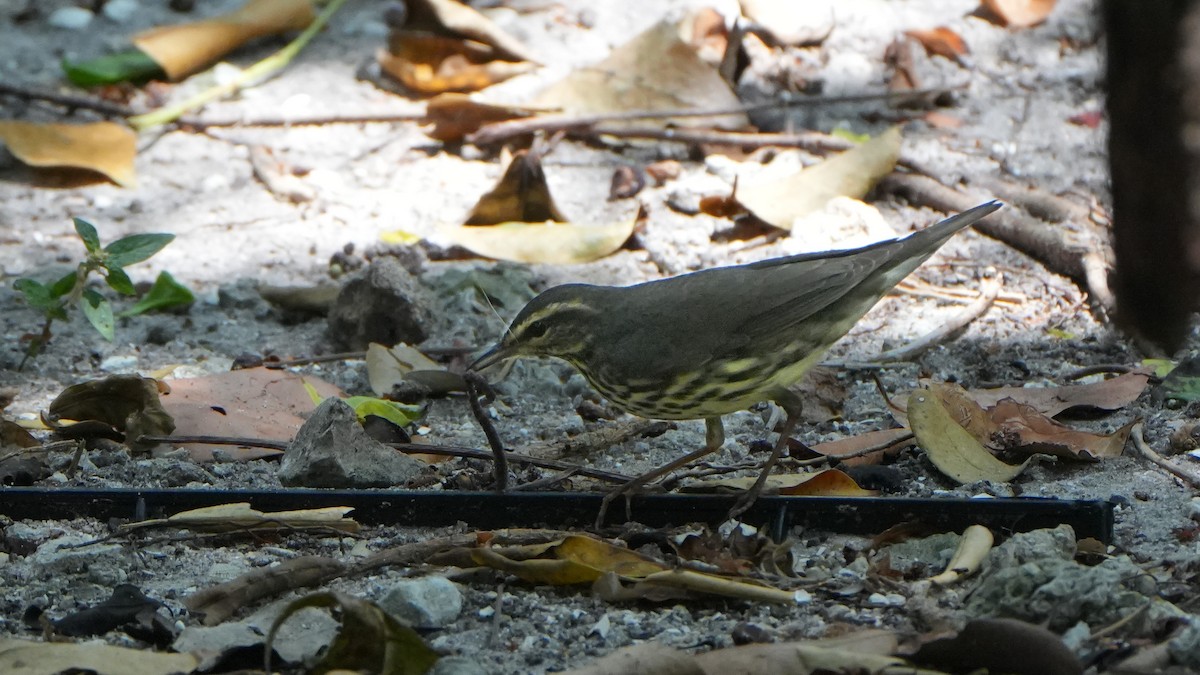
48;7;94;30
378;576;463;629
327;257;431;350
279;398;430;488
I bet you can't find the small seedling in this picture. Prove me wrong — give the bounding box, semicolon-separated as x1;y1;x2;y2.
13;218;193;367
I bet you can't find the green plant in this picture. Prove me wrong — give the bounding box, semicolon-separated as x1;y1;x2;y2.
13;218;193;367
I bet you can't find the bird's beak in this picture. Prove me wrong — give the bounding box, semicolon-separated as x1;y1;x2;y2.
469;343;509;372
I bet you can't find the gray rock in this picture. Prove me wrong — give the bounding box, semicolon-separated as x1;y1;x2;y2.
378;576;463;629
48;6;93;29
327;257;431;350
101;0;139;23
967;526;1179;632
31;534;124;575
279;398;430;488
1168;618;1200;668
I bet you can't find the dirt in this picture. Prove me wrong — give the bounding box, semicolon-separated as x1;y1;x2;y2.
2;0;1199;673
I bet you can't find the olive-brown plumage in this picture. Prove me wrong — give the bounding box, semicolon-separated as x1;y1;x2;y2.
471;202;1001;520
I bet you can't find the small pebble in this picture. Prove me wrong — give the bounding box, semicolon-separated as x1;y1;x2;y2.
102;0;139;23
47;6;94;30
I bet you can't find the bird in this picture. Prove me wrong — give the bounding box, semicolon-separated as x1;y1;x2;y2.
471;201;1002;523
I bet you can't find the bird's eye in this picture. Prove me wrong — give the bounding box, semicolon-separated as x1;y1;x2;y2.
523;320;549;339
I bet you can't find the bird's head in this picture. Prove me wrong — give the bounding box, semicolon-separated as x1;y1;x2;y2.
470;284;604;371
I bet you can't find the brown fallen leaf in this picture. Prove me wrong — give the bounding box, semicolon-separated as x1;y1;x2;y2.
534;19;748;130
379;0;536;95
421;93;540;142
0;120;136;186
403;0;537;63
799;427;914;467
121;503;360;534
133;0;316;81
378;34;535;94
47;375;175;447
907;387;1032;484
904;27;970;63
965;371;1150;417
160;367;344;461
980;0;1058;28
464;150;566;225
988;398;1134;460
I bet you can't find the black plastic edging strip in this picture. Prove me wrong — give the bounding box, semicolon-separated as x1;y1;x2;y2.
0;488;1115;542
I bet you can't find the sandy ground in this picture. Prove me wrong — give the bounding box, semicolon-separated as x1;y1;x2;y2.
2;0;1199;672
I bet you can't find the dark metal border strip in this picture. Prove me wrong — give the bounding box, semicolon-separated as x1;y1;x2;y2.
0;488;1115;542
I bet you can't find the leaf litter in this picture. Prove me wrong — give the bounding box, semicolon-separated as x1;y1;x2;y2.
0;0;1195;667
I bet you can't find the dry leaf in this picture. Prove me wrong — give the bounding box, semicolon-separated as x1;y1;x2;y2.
436;220;637;264
989;399;1133;460
681;468;875;496
379;0;536;94
800;428;914;467
378;35;534;94
0;638;198;675
160;367;344;461
0;120;136;186
904;27;970;62
534;20;748;130
965;372;1150;417
736;127;901;230
980;0;1057;28
133;0;316;81
422;93;539;142
464;150;567;225
403;0;537;63
927;525;993;585
907;387;1032;483
738;0;836;46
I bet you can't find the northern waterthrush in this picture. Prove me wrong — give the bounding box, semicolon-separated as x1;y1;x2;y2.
471;201;1002;521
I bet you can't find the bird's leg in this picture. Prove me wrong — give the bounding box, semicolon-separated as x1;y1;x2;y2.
727;392;803;521
596;416;725;528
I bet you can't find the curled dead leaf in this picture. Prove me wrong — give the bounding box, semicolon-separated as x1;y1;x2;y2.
133;0;316;81
0;120;136;187
907;387;1031;483
980;0;1057;28
736;127;901;230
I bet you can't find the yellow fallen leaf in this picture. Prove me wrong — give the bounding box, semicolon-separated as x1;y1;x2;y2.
0;120;136;186
133;0;315;81
437;219;636;264
907;387;1032;483
737;126;902;230
681;468;874;496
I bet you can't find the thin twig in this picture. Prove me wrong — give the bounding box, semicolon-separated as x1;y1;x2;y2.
466;86;965;145
180;109;425;129
465;372;509;492
1129;421;1200;488
136;434;635;484
873;275;1002;362
791;431;915;467
0;81;137;118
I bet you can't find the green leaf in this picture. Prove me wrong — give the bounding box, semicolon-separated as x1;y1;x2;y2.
118;271;194;317
105;233;174;268
62;49;165;87
343;397;423;428
73;218;101;253
14;278;53;308
50;271;80;298
105;267;136;295
80;288;115;340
